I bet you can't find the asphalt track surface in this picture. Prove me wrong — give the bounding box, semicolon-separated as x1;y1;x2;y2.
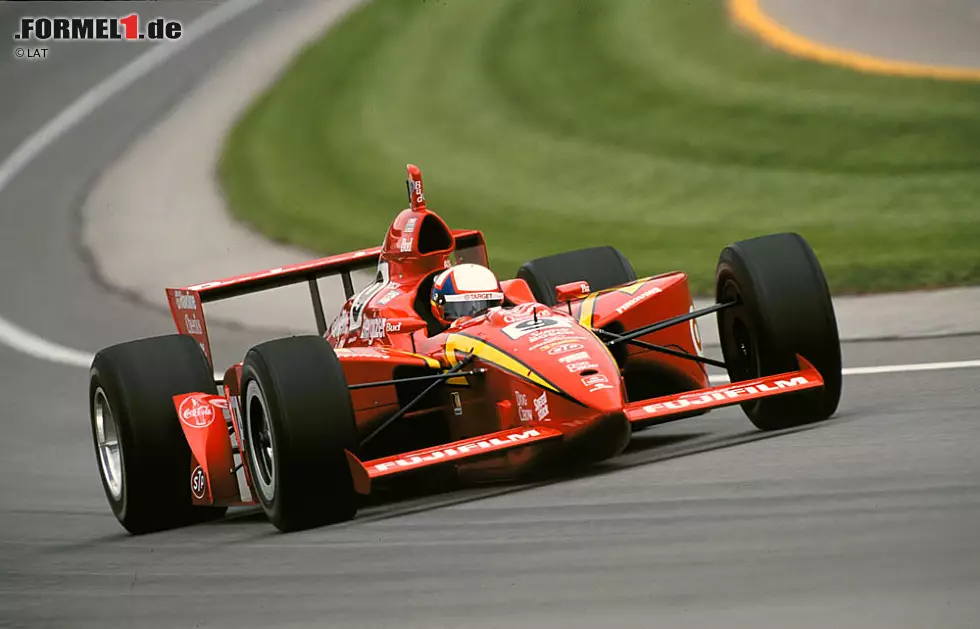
1;1;979;627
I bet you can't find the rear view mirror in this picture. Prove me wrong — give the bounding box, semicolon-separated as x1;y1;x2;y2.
555;281;591;303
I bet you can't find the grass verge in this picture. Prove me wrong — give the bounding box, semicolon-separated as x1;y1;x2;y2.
220;0;980;295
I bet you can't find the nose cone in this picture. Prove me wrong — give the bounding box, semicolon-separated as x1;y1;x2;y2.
574;374;625;413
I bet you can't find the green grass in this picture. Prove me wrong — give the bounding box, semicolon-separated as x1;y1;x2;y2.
219;0;980;295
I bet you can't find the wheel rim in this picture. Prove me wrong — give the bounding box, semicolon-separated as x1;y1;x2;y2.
730;316;759;381
93;387;123;501
245;380;276;502
720;279;759;382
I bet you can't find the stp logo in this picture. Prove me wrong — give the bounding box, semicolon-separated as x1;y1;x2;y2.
190;466;207;500
178;395;221;428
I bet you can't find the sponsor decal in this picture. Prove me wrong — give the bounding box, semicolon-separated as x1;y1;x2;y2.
385;321;402;334
451;391;463;416
173;290;196;311
548;343;584;356
377;289;400;305
566;361;599;373
178;395;224;429
349;264;389;331
328;311;350;338
615;286;663;314
581;374;614;392
514;391;533;422
445;291;504;303
403;217;418;233
531;336;586;353
581;374;609;387
534;391;550;421
410;179;425;205
360;317;387;340
641;376;812;415
398;237;413;253
526;328;576;343
558;351;591;364
373;428;544;472
183;314;203;335
191;466;206;500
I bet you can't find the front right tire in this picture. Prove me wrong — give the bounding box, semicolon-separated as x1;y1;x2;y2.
715;233;842;431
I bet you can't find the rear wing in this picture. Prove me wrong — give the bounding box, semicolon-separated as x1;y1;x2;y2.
166;229;488;364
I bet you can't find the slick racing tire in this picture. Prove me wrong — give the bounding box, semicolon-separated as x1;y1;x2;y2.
517;246;636;306
240;336;359;532
715;233;842;431
88;335;226;534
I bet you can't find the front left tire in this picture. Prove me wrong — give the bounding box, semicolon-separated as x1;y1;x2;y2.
240;336;360;532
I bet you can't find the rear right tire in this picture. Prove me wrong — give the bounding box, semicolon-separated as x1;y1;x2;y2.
517;246;636;306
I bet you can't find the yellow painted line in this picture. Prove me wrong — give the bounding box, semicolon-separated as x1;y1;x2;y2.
578;292;599;327
728;0;980;82
446;333;561;394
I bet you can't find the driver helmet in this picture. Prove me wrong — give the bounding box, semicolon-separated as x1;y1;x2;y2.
430;263;504;325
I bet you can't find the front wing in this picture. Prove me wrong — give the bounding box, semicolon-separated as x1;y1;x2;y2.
625;355;823;424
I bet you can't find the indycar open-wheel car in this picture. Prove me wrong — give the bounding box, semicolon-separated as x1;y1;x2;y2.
88;164;842;533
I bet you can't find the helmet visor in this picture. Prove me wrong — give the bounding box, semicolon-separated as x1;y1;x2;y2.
442;292;503;321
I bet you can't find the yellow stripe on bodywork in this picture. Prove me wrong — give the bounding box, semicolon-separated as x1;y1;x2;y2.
577;277;651;327
578;292;600;327
384;349;441;369
445;333;560;394
615;279;650;296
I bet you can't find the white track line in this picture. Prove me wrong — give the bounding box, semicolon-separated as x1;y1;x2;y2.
0;0;265;367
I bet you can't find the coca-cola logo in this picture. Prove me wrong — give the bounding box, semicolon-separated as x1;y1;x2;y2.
178;396;216;428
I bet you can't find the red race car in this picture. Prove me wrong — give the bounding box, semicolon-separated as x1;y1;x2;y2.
88;165;842;533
